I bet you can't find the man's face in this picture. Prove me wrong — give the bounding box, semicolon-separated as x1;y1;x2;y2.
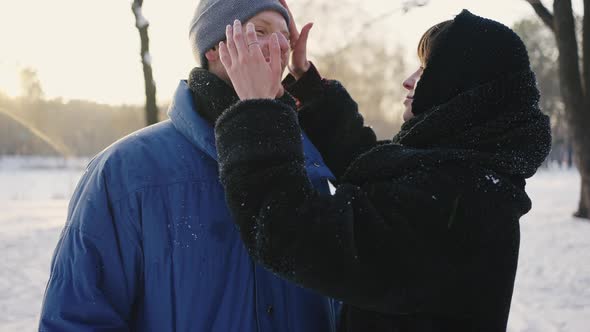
205;10;290;84
245;10;290;75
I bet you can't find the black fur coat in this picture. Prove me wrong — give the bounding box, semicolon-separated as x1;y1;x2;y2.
215;10;551;332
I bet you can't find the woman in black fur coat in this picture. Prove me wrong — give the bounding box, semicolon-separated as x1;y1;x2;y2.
214;9;551;332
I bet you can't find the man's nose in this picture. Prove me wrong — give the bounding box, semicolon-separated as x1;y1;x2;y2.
258;39;270;55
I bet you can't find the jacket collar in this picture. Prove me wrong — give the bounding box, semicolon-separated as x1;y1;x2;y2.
168;80;335;181
168;80;219;161
188;67;240;125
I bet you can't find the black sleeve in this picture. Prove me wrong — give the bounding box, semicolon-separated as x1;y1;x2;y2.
282;62;326;104
282;64;378;182
215;99;464;315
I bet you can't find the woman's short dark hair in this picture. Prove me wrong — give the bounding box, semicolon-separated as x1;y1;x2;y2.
417;20;453;67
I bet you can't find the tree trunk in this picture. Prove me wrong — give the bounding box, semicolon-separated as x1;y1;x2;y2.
552;0;590;219
572;132;590;218
567;140;574;168
583;0;589;90
132;0;159;126
579;0;590;217
574;168;590;218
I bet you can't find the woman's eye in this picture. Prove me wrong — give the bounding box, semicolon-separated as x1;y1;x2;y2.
256;30;265;36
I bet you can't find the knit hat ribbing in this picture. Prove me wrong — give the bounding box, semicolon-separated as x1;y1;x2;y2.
189;0;290;67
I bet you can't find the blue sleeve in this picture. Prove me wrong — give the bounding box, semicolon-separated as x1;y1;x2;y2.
39;166;142;331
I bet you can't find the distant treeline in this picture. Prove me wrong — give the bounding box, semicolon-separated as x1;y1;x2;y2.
0;92;168;157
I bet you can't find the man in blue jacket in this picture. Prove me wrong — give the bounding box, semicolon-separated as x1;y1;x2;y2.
38;0;338;331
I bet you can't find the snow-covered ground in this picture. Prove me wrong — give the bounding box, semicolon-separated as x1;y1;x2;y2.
0;157;88;332
0;156;589;331
509;170;590;332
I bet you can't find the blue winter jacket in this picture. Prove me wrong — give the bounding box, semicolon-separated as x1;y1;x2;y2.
39;81;339;332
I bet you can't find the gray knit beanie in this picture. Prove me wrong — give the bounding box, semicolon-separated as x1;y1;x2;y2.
189;0;290;68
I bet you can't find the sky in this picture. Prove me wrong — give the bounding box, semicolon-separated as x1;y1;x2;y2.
0;0;583;105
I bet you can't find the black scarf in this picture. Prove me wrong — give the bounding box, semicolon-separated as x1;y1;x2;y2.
342;68;551;186
187;67;240;124
188;67;296;124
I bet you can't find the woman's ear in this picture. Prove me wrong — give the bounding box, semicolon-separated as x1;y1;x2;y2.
205;47;220;62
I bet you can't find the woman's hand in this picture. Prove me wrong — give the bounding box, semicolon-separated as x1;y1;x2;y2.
279;0;313;80
219;20;283;100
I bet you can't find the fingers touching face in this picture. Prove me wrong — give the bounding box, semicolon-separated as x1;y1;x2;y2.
220;20;282;72
245;11;290;71
219;11;291;76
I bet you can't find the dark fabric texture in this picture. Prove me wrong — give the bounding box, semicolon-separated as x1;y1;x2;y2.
214;8;551;332
294;78;379;181
188;67;296;124
283;62;326;105
188;67;239;124
411;9;530;115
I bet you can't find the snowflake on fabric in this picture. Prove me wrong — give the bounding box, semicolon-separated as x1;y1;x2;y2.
485;174;501;185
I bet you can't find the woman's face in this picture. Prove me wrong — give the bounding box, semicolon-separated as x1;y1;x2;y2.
402;67;423;122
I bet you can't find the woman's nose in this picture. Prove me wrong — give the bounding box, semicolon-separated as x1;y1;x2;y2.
403;77;414;91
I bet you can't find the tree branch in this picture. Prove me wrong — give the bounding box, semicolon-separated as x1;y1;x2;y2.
526;0;556;31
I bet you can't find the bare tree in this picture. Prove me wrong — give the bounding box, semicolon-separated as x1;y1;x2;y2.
132;0;159;126
20;68;44;101
513;18;573;168
525;0;590;219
